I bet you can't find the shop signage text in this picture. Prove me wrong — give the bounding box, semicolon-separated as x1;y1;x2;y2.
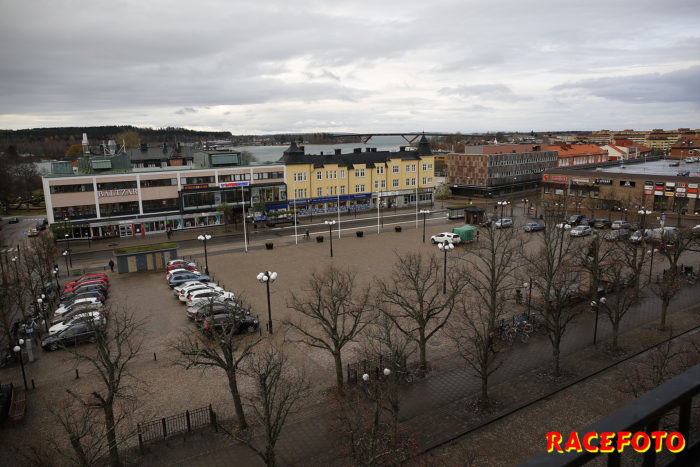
182;184;210;190
97;189;138;198
595;179;612;185
220;181;250;188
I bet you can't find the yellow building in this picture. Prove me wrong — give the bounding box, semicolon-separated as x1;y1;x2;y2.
280;136;435;214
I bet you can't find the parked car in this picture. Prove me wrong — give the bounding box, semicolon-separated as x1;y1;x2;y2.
188;290;235;307
166;269;201;280
677;171;690;177
54;297;102;317
604;229;631;241
201;311;259;336
570;225;592;237
523;222;545;232
629;229;653;244
187;302;230;321
593;219;612;229
167;259;196;267
52;302;106;324
167;263;197;272
63;279;109;294
49;311;104;335
60;291;106;307
479;217;499;228
568;214;586;226
41;322;103;351
669;161;680;167
430;232;461;245
179;285;224;302
27;228;39;237
61;283;108;300
8;217;19;224
692;225;700;238
651;227;678;243
611;220;631;230
173;281;218;297
494;218;513;229
168;274;210;288
64;274;109;288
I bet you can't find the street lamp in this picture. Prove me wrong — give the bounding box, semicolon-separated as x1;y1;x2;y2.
53;266;60;291
648;248;659;282
419;209;430;243
522;198;529;215
523;280;533;319
590;297;606;345
64;233;72;267
257;271;277;334
324;220;336;257
437;242;454;294
197;234;212;275
62;250;70;275
497;200;510;221
13;339;28;390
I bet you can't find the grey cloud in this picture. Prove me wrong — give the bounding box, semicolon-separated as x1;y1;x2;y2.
439;84;515;98
552;66;700;103
175;107;198;115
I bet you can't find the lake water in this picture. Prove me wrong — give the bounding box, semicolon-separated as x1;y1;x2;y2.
235;135;411;164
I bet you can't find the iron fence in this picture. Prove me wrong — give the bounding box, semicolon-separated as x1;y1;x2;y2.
137;404;216;452
347;353;408;384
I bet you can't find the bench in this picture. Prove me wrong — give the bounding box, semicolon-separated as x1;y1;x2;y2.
8;385;26;422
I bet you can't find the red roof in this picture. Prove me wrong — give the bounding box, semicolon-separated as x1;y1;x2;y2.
545;143;606;156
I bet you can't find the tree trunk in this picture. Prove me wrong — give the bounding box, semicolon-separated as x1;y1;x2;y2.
227;369;248;430
265;445;276;467
418;328;427;372
480;376;489;408
103;402;120;467
333;351;344;390
611;321;620;352
551;334;561;377
660;298;669;331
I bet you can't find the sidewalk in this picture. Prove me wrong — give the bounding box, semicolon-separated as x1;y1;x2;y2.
136;283;700;466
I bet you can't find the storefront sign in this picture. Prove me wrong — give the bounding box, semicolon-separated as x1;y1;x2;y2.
666;182;676;187
97;189;138;198
551;176;568;182
676;187;686;193
689;184;698;189
644;189;654;195
595;178;612;185
571;178;590;184
219;181;250;188
675;193;686;197
619;180;636;187
182;184;210;190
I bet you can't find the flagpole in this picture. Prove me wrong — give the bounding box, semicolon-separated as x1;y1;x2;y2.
293;187;298;245
242;185;248;252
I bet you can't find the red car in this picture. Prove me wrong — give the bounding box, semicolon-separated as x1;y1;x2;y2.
166;263;197;272
64;274;109;289
63;279;109;294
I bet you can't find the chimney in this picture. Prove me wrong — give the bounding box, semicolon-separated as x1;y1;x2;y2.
366;148;371;152
335;149;341;155
354;148;361;153
399;146;406;152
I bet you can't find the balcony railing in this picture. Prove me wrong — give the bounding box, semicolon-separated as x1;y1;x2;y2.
520;363;699;466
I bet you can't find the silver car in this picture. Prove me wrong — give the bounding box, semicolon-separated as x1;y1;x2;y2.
570;225;592;237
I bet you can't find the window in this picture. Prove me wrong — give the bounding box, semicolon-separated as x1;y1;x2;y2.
340;170;345;179
317;187;322;197
428;163;433;170
316;171;322;180
340;186;345;194
355;168;365;177
406;178;411;186
354;184;365;193
423;177;427;185
140;178;176;188
411;164;416;172
411;178;416;186
393;166;399;174
375;180;379;190
355;185;361;193
393;179;399;188
422;163;427;171
381;180;386;188
377;166;384;174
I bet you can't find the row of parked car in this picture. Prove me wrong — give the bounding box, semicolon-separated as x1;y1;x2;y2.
41;273;109;351
165;259;259;337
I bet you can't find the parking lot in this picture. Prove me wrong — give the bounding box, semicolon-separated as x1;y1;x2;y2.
2;212;700;462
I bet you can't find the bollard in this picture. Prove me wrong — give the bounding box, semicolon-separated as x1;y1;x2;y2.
31;379;35;389
75;368;79;379
195;342;199;350
154;352;157;361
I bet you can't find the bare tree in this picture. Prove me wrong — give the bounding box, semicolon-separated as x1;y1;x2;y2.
286;265;372;390
174;298;261;430
377;252;463;373
50;396;111;466
451;224;521;407
596;249;637;352
229;343;309;467
529;196;584;376
67;309;143;467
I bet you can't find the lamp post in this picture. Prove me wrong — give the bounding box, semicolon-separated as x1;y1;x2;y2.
522;198;529;215
37;294;48;333
420;209;430;243
62;250;69;276
523;280;533;319
53;267;60;292
324;220;336;257
437;242;454;294
497;200;510;221
590;297;606;345
13;339;28;390
197;234;211;275
648;248;659;282
257;271;277;334
64;233;72;268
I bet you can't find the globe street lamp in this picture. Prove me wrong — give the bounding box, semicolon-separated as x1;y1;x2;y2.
419;209;430;243
37;294;48;333
497;200;510;221
437;242;454;294
197;234;212;275
53;266;60;291
62;250;69;276
257;271;277;334
648;248;659;282
324;220;336;257
590;297;606;345
64;233;72;267
523;280;533;320
13;339;28;390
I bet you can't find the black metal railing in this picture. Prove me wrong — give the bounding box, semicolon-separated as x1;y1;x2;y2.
136;404;217;452
347;353;408;384
519;363;700;466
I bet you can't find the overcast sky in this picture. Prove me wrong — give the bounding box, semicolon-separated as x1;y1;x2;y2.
1;0;699;133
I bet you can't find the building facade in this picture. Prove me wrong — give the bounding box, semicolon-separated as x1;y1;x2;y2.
540;168;700;215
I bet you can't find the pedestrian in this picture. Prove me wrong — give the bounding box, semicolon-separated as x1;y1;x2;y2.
476;230;480;242
108;259;115;272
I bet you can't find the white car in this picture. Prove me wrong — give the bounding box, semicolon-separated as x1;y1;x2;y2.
54;297;102;317
174;281;218;297
179;285;224;303
49;311;103;335
430;232;461;245
166;268;200;280
494;218;513;229
187;290;236;307
167;259;196;267
570;225;592;237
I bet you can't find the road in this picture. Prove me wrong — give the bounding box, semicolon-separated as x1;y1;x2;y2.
0;214;47;253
